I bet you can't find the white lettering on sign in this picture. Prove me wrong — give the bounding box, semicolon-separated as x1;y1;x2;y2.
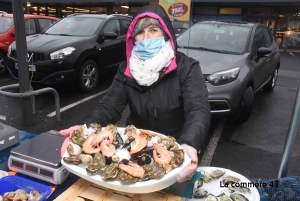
0;140;4;144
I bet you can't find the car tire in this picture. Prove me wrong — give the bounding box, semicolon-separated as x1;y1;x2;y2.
263;68;278;92
78;60;99;92
0;53;7;75
230;86;254;125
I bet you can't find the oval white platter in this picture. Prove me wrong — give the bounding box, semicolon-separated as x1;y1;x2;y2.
189;166;260;201
61;127;191;194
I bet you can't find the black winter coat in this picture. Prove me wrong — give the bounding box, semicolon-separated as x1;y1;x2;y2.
80;5;211;151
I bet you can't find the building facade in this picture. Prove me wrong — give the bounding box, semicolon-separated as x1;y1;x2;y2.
1;0;300;35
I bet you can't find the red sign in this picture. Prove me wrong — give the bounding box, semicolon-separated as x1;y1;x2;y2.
167;3;188;17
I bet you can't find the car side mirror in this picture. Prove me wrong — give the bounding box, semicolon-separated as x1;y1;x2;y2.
257;47;272;57
103;32;118;40
256;47;272;62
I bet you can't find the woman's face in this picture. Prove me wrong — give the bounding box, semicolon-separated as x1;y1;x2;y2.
135;25;164;41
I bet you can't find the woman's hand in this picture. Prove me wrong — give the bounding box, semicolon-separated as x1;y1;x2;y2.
177;144;198;183
60;125;81;157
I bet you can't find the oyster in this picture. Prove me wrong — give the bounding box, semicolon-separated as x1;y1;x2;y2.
67;142;82;156
143;162;166;179
124;125;137;135
79;154;93;165
111;155;120;163
106;124;118;137
86;153;106;174
165;136;176;150
230;193;249;201
170;149;184;167
117;170;139;183
223;175;240;185
63;155;82;165
197;178;204;188
228;184;251;194
70;129;86;147
218;193;233;201
101;163;120;180
205;194;218;201
3;192;16;200
210;169;225;180
28;190;43;201
88;123;102;132
193;189;208;198
203;175;213;183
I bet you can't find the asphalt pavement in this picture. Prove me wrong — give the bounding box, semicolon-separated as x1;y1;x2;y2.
0;51;299;182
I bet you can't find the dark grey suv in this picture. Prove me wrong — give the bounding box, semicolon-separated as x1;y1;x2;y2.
177;21;280;124
7;14;132;92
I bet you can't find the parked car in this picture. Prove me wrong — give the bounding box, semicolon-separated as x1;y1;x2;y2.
177;21;280;124
0;12;58;75
7;14;132;91
170;18;192;37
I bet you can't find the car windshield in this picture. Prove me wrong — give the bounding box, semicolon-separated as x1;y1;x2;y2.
45;17;103;36
0;17;14;34
176;23;251;54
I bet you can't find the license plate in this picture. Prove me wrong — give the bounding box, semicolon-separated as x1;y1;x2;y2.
14;63;36;72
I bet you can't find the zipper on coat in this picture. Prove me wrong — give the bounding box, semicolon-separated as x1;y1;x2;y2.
148;89;157;131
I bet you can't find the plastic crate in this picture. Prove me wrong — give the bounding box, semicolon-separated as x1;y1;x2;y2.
0;175;51;201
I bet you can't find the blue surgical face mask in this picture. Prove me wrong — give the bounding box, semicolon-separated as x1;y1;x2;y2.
133;36;165;60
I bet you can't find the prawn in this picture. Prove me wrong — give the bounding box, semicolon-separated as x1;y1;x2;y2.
82;132;101;154
118;161;145;178
100;140;116;157
139;129;166;140
91;130;114;147
152;143;172;165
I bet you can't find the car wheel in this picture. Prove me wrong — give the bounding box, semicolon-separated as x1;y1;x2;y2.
230;86;254;125
0;53;7;75
78;60;99;92
263;68;278;92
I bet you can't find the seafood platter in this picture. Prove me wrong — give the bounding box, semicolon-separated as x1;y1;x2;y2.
61;124;192;193
191;167;260;201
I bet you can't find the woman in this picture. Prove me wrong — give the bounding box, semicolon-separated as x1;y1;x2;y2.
62;5;210;183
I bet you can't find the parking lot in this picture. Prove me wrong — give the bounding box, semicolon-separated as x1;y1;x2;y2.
0;50;299;181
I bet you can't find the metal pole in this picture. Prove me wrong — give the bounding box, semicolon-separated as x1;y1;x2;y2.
284;36;289;52
278;85;300;178
11;0;33;126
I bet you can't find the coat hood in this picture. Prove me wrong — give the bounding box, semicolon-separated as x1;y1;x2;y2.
124;5;177;78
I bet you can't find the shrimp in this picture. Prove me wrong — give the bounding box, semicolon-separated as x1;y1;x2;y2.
82;132;101;154
100;140;116;157
91;130;114;147
128;133;147;154
140;129;166;140
152;143;172;165
118;161;145;178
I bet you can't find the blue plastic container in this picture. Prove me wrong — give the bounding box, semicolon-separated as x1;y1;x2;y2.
0;175;52;201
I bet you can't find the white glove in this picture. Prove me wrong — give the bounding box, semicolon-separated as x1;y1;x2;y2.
177;144;198;183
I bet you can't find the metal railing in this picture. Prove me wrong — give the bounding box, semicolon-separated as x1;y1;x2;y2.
278;84;300;178
0;84;61;123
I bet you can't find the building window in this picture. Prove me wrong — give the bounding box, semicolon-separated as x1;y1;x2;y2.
194;7;218;15
219;8;242;15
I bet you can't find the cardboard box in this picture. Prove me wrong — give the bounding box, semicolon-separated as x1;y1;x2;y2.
0;123;19;151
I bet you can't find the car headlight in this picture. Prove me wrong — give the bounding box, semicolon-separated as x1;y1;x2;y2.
207;67;240;85
50;47;75;60
8;44;12;56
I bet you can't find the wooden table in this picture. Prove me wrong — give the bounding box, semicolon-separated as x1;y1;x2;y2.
54;178;185;201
